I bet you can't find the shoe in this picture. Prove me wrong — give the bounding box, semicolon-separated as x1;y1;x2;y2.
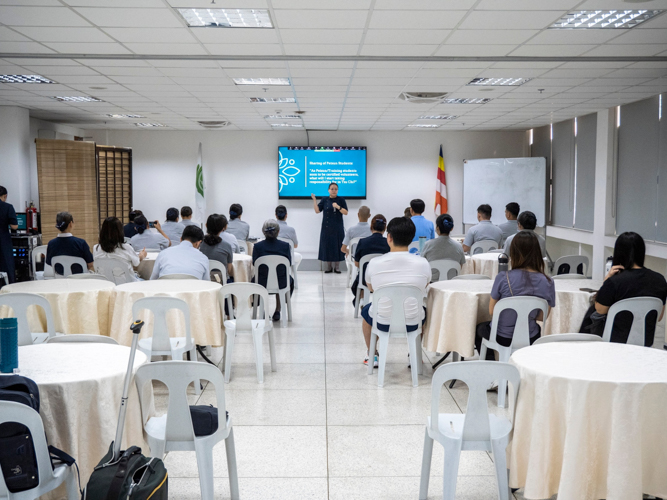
363;354;379;368
272;311;280;322
324;270;333;274
333;269;341;274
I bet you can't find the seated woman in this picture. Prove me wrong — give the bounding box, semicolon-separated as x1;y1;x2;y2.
583;231;667;346
475;231;556;360
351;214;390;303
45;212;94;276
129;215;170;251
93;217;146;276
227;203;250;242
252;220;293;322
198;213;234;282
421;213;466;281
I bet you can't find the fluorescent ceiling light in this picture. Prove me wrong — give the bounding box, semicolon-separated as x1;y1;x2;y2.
233;78;290;86
419;115;458;120
0;75;55;84
468;78;531;86
135;123;165;127
271;123;303;128
51;96;102;102
106;114;144;118
265;114;301;119
549;10;664;29
442;98;492;104
176;8;273;28
249;97;296;103
408;124;440;128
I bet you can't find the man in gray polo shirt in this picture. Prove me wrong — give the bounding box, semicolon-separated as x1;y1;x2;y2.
498;202;519;244
341;205;372;256
503;211;546;257
462;204;503;253
161;207;186;246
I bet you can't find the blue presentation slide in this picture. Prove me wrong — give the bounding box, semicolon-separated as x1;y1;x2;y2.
278;146;367;199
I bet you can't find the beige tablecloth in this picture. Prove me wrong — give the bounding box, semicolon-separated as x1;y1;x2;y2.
18;343;150;499
232;254;253;283
468;253;550;279
509;343;667;500
109;280;223;346
136;252;159;280
423;278;601;357
0;280;115;336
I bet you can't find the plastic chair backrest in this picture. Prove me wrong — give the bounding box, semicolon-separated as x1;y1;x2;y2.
357;253;382;287
554;255;589;276
134;361;227;443
0;401;61;497
488;296;549;350
429;259;461;282
124;237;131;244
94;257;136;284
470;240;498;255
209;260;228;285
348;237;361;258
237;241;248;255
602;296;663;346
430;361;520;442
370;284;425;335
47;334;118;344
219;282;269;331
254;255;291;292
0;292;56;346
408;241;420;253
51;255;87;277
278;237;295;261
31;245;47;277
68;273;111;281
451;274;491;280
158;273;198;280
132;296;191;352
532;333;602;345
551;273;587;280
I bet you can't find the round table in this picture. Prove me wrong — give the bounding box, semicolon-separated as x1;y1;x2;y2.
136;252;159;280
509;343;667;500
0;280;115;336
423;278;602;357
468;253;550;279
17;343;150;499
109;280;223;346
232;254;253;283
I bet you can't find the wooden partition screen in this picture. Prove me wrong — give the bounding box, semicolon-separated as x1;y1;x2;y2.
36;139;99;248
97;146;132;225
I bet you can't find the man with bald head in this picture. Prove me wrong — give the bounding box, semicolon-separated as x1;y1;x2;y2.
341;205;372;256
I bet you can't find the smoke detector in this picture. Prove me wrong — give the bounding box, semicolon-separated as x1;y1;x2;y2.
398;92;449;104
197;120;230;128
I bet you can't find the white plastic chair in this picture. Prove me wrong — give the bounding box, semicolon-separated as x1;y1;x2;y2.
367;284;426;387
429;259;462;282
253;255;292;328
47;334;118;345
157;273;198;280
419;361;520;500
278;237;299;289
408;241;420;254
533;333;603;345
551;273;587;280
469;240;498;255
237;241;248;255
209;260;234;319
51;255;88;278
354;253;383;318
94;257;137;284
346;237;362;287
554;255;589;276
601;297;664;346
219;283;276;383
0;272;8;286
132;297;200;395
479;296;549;408
67;273;111;281
31;245;47;280
123;237;131;244
0;402;79;500
0;293;56;345
134;361;239;500
451;274;492;280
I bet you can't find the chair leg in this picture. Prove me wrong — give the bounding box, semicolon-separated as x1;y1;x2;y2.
442;439;463;500
226;297;235;320
377;334;390;387
190;346;201;395
419;428;434;500
268;330;277;372
407;334;420;387
367;332;377;375
292;265;299;289
222;339;227;372
491;438;511;500
497;379;508;408
280;293;288;328
252;332;264;383
226;428;240;500
354;288;361;318
416;334;424;376
148;438;166;460
65;465;79;500
224;333;235;383
194;442;215;500
285;290;292;322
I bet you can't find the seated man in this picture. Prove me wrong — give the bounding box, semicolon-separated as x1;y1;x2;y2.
498;202;519;244
150;225;209;280
360;217;431;367
161;207;186;246
341;205;372;256
421;214;466;281
180;206;197;227
123;209;142;238
409;199;435;250
351;214;390;303
462;204;503;254
503;211;546;258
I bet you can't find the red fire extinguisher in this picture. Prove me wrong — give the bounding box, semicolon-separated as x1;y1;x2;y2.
26;202;38;233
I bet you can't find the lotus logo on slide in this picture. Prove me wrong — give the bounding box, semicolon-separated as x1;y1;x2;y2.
278;151;300;192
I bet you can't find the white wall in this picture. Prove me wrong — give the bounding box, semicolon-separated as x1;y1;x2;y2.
0;106;30;210
83;129;527;258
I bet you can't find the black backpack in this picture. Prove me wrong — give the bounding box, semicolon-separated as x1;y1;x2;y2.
0;375;76;493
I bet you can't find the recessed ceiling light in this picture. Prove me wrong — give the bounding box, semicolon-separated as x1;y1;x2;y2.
442;98;492;104
399;92;449;103
135;123;165;127
408;124;440;128
419;115;458;120
271;123;303;128
197;120;230;128
176;8;273;28
0;75;55;84
265;114;301;119
90;86;107;90
106;114;144;118
51;96;102;102
250;97;296;103
549;10;664;29
233;78;290;86
467;78;531;86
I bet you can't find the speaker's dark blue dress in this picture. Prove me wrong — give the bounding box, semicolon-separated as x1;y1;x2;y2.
317;196;347;262
0;200;17;284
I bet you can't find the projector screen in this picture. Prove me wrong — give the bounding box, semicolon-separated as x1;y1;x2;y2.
278;146;367;199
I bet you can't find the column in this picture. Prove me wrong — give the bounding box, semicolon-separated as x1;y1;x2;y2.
592;108;615;280
0;106;31;210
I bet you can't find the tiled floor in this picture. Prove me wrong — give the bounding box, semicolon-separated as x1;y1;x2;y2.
155;272;530;499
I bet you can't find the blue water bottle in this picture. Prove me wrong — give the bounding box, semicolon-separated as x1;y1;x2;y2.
0;317;19;373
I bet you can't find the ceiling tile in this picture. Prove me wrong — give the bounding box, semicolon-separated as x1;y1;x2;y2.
446;29;537;45
272;0;371;8
204;44;283;56
364;29;450;44
73;7;183;28
283;44;359;56
527;30;623;45
510;44;597;56
14;27;116;43
63;0;165;5
360;44;438;56
608;29;667;45
435;44;515;56
102;28;198;44
190;28;279;44
123;43;207;55
44;42;132;54
273;10;368;29
280;29;364;45
0;6;92;26
0;27;32;41
0;42;55;53
375;0;477;8
458;10;565;30
584;44;667;57
476;0;581;9
369;10;467;30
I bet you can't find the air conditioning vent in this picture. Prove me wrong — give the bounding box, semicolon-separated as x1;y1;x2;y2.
398;92;449;104
197;120;230;128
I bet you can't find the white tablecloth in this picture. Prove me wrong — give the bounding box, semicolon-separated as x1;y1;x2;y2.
136;252;159;280
423;278;601;357
468;253;550;279
232;254;253;283
0;280;115;336
509;343;667;500
109;280;223;346
18;343;150;499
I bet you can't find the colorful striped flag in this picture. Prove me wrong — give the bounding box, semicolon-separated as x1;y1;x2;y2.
435;145;448;215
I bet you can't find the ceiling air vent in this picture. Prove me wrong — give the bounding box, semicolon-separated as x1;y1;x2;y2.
398;92;449;104
197;120;230;128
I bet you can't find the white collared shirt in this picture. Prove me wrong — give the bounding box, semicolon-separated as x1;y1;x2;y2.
150;240;210;280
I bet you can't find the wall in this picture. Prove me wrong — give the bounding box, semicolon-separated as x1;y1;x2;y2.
0;106;30;210
83;129;527;259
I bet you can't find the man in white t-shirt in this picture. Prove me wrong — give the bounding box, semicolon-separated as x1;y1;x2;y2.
361;217;431;366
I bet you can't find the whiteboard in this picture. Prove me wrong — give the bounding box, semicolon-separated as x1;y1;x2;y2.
463;157;547;227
